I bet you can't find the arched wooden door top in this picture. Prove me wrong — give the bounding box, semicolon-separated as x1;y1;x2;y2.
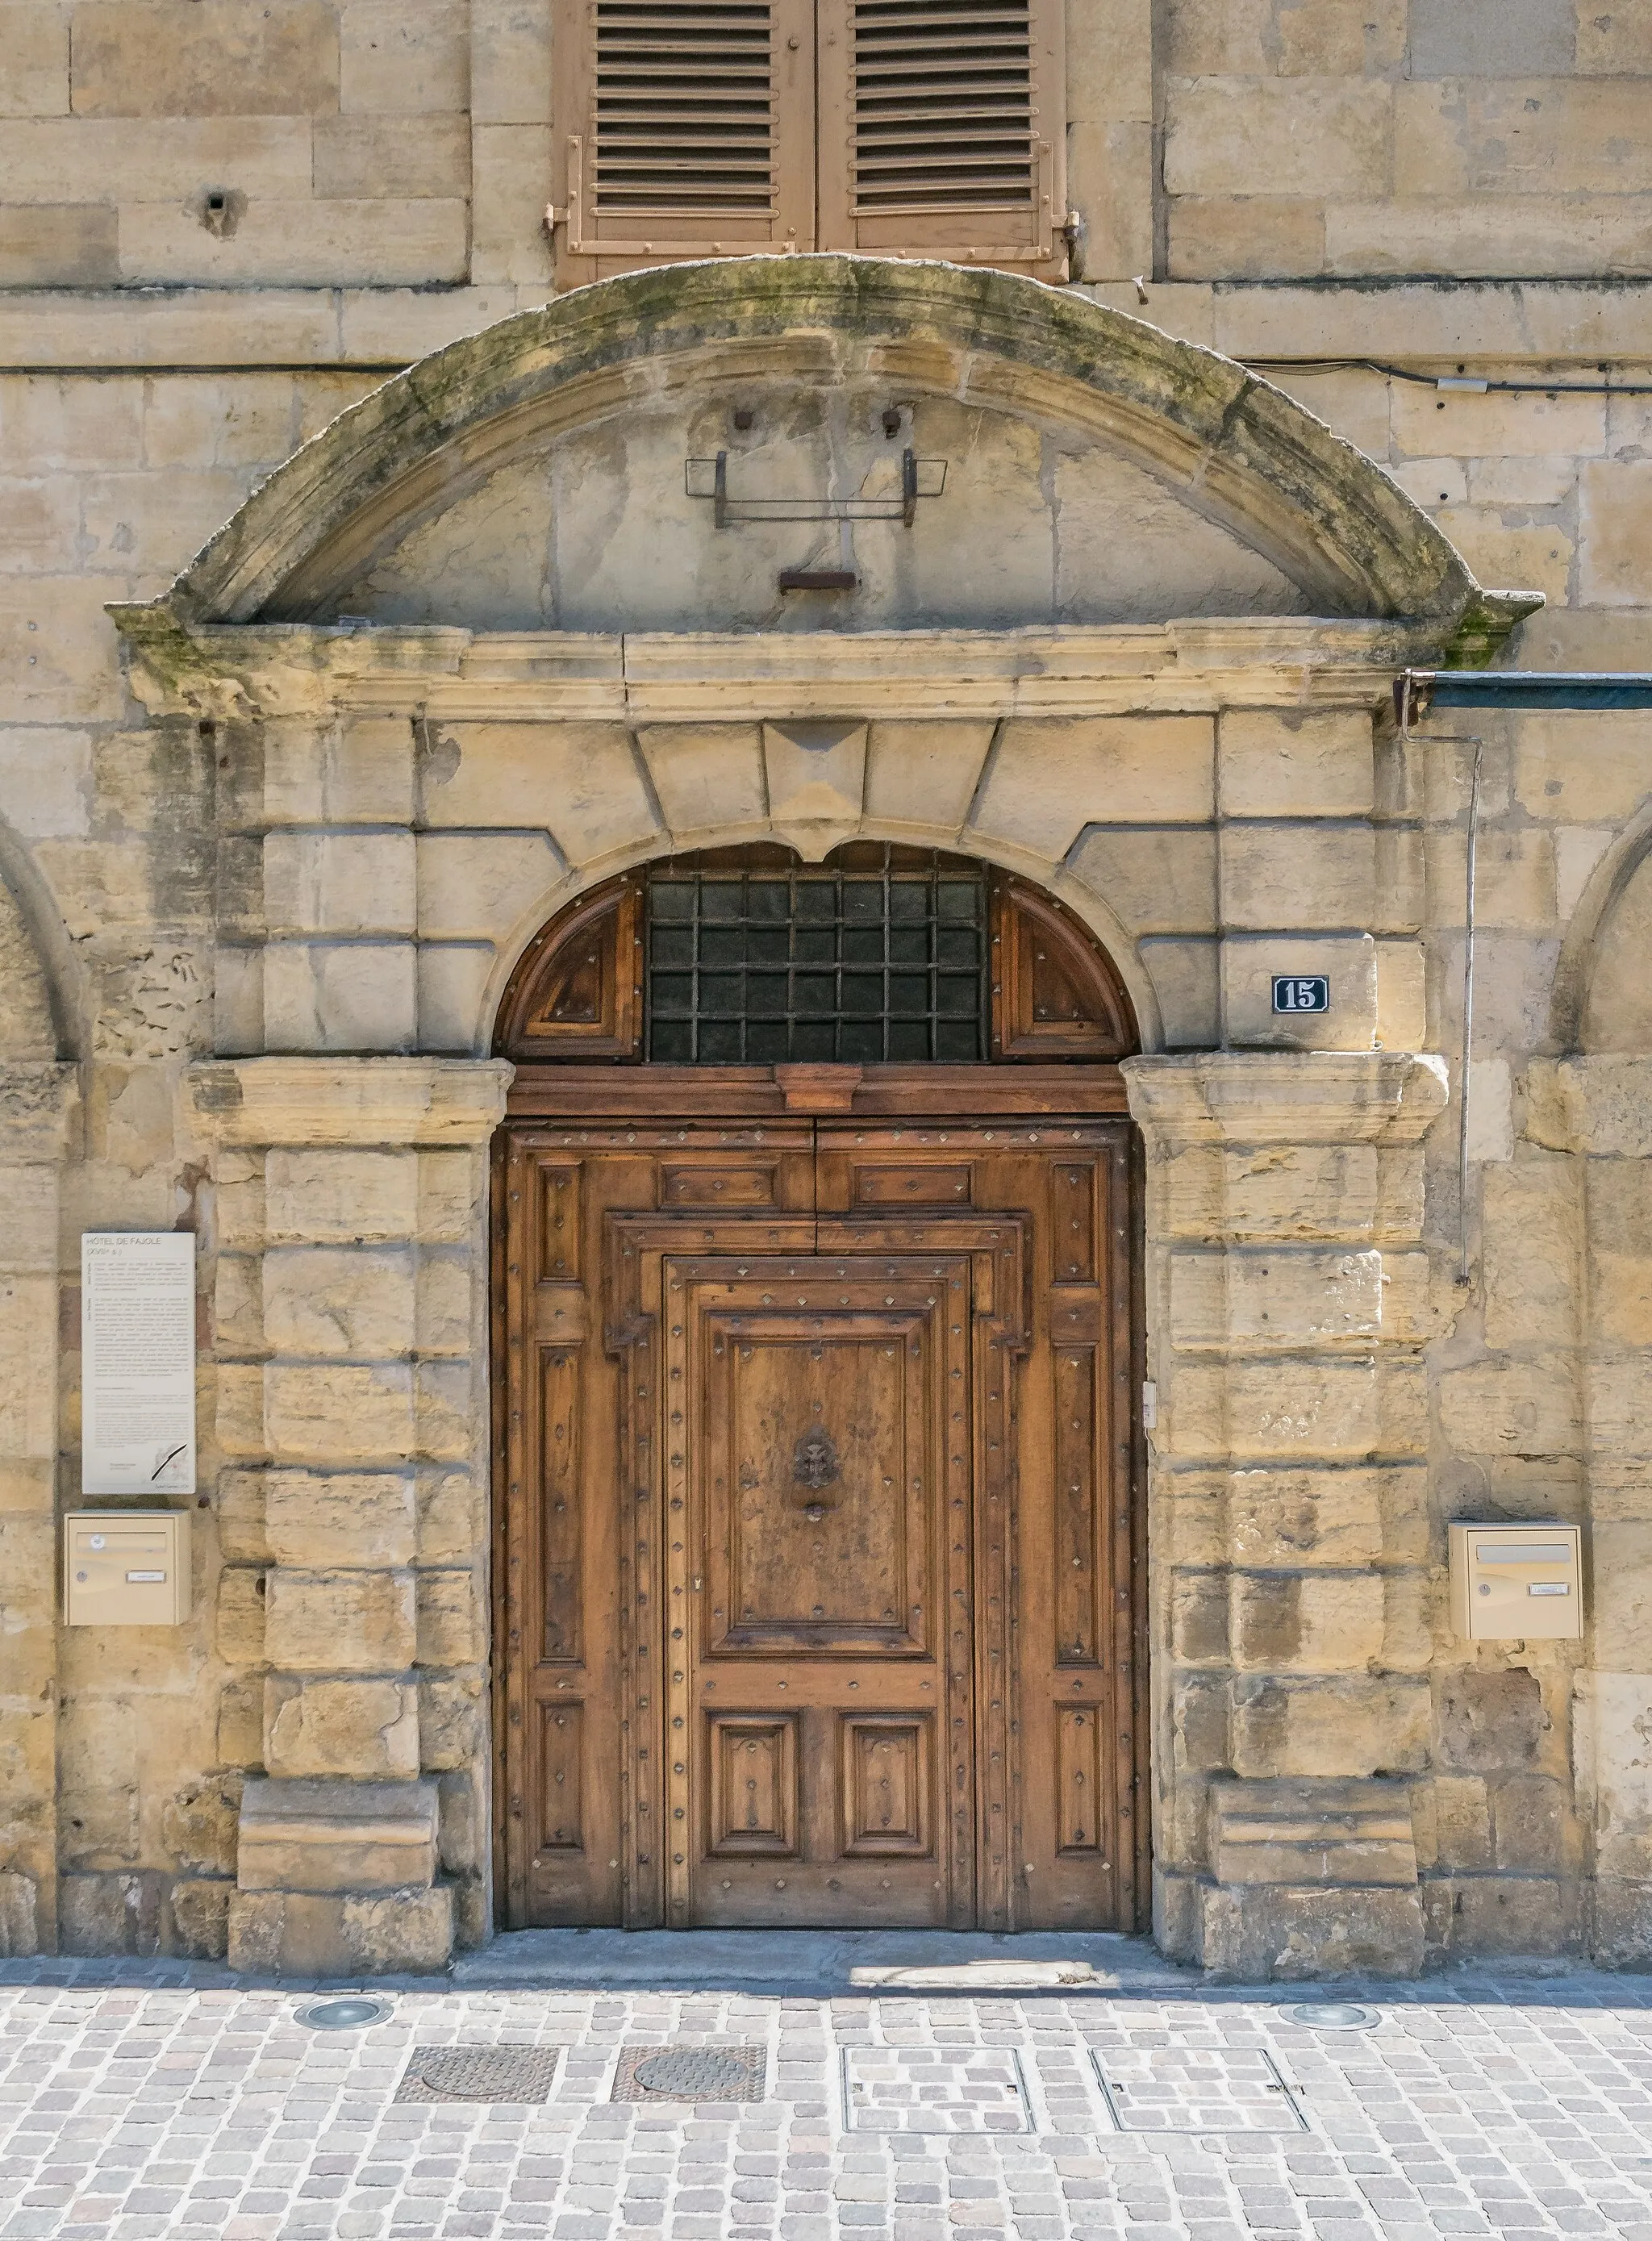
494;843;1138;1072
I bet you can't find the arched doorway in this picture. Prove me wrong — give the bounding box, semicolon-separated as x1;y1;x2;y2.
491;843;1147;1934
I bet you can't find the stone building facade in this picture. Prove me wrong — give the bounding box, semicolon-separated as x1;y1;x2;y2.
2;3;1652;1981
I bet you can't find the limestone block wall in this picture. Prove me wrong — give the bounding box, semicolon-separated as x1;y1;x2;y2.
190;1059;509;1968
1128;1052;1446;1978
1162;0;1652;280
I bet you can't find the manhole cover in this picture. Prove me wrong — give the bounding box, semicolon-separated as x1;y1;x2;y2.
1283;2003;1379;2032
843;2047;1032;2134
1092;2046;1307;2135
296;1997;392;2031
397;2047;563;2105
612;2045;766;2104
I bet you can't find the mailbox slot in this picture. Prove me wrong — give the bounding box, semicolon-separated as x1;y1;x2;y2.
1449;1521;1582;1642
64;1510;191;1626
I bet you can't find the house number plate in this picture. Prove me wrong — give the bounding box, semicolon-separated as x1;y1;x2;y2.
1272;975;1330;1013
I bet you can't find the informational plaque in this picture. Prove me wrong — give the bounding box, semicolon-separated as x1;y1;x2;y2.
81;1232;197;1496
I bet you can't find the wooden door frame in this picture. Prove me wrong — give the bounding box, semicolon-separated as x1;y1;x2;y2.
490;1068;1149;1933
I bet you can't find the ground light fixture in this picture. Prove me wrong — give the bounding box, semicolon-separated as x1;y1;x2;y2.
1283;2002;1380;2030
295;1995;394;2030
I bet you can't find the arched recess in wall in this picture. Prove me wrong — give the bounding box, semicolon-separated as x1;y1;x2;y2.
0;816;78;1066
1552;798;1652;1052
493;841;1138;1070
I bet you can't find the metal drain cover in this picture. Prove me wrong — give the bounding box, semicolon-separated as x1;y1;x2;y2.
612;2044;766;2104
396;2047;562;2104
297;1996;391;2031
1283;2002;1379;2031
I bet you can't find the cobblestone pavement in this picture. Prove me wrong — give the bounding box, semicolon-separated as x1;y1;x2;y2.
2;1954;1650;2241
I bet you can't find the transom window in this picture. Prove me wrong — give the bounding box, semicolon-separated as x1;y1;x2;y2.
645;844;987;1063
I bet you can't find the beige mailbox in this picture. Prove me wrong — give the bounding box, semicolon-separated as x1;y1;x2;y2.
64;1510;190;1625
1449;1521;1582;1642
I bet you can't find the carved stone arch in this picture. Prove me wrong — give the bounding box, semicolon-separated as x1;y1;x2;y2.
494;842;1138;1066
0;814;80;1064
1551;797;1652;1053
115;257;1512;651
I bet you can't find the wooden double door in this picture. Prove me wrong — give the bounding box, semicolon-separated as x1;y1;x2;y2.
494;1106;1144;1931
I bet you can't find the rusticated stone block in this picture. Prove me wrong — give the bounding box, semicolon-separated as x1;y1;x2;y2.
263;1676;419;1780
0;1872;39;1959
262;1247;417;1358
263;1567;415;1674
216;1680;265;1771
226;1884;453;1976
264;1363;414;1463
160;1776;241;1876
264;1471;416;1569
169;1878;231;1959
415;1361;474;1462
1230;1572;1386;1674
236;1775;438;1894
415;1570;483;1667
1489;1773;1568;1874
419;1676;483;1771
216;1568;267;1666
265;1150;419;1245
1232;1676;1431;1777
1429;1875;1568;1959
1436;1667;1546;1773
415;1468;479;1565
1170;1571;1229;1666
1209;1776;1419;1888
1199;1881;1425;1982
1593;1879;1652;1966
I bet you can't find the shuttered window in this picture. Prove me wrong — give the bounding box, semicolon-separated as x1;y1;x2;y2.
553;0;1066;282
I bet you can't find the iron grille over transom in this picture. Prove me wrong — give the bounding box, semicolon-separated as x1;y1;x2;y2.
645;845;989;1062
850;0;1037;214
593;0;778;215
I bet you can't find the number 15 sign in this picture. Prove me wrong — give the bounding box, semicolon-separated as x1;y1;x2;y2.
1272;975;1330;1014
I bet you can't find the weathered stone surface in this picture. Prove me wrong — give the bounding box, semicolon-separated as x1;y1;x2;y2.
1199;1881;1425;1982
264;1363;415;1463
262;1568;415;1673
264;1471;417;1569
265;1150;419;1244
264;1676;420;1780
226;1884;453;1975
235;1776;438;1894
1231;1676;1431;1776
262;1247;417;1358
1218;709;1375;817
415;1570;483;1667
1209;1776;1419;1885
1437;1668;1547;1773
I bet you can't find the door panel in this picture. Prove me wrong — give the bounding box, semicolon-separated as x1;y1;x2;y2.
815;1125;1141;1929
496;1105;1143;1934
669;1257;971;1927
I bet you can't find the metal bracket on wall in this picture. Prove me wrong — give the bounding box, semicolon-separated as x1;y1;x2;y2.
686;449;946;528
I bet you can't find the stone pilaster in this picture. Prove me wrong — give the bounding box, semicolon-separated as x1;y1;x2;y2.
1124;1050;1448;1981
0;1062;76;1958
189;1058;511;1976
1529;1058;1652;1968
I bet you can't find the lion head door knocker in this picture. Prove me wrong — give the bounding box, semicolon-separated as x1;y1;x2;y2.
791;1425;841;1522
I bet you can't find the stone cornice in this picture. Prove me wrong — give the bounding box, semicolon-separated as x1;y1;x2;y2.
112;616;1480;724
1122;1052;1450;1146
188;1059;514;1148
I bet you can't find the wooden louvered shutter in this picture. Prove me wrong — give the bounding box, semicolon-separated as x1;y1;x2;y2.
816;0;1066;276
554;0;816;282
